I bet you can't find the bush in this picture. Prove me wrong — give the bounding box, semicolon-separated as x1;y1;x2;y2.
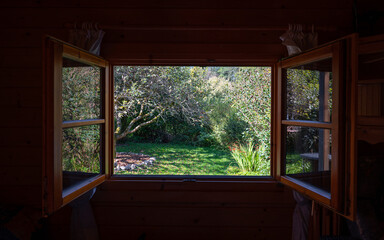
229;142;269;175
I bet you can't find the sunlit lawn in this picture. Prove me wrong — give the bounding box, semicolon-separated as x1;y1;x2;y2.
115;142;310;176
115;142;241;175
286;153;312;174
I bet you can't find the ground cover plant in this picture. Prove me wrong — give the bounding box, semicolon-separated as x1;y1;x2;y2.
115;142;247;175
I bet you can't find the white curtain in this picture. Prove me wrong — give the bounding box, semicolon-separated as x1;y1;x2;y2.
292;190;312;240
280;24;318;56
68;22;105;55
69;188;99;240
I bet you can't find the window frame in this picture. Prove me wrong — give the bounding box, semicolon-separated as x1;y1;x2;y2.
43;37;111;214
43;35;356;220
274;35;357;220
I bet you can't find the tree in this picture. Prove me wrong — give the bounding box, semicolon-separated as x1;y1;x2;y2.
114;66;207;141
228;67;271;158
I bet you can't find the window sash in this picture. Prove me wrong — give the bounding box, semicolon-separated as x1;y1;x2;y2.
43;37;110;214
276;41;343;211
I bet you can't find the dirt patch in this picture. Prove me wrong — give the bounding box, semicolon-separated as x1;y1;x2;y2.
114;152;156;171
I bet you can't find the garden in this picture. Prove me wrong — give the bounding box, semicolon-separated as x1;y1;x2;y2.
113;66;271;176
61;65;321;177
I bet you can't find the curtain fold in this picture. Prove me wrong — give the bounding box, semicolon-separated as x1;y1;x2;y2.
68;22;105;55
292;190;312;240
69;188;99;240
280;24;318;56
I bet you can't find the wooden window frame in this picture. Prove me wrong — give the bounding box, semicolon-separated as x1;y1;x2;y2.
43;37;111;214
274;35;357;220
42;35;357;221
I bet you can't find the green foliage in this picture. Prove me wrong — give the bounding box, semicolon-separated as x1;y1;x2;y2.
229;67;271;158
286;68;331;155
62;125;100;173
61;62;102;173
229;142;270;175
114;66;272;159
286;69;321;121
285;153;312;174
116;142;238;175
62;62;101;121
114;66;209;140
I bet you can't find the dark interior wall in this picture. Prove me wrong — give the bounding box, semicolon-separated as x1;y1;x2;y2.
48;181;295;240
0;0;358;239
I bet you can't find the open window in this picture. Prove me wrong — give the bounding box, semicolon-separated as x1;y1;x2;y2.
275;36;357;219
43;35;357;220
43;37;110;214
111;66;272;178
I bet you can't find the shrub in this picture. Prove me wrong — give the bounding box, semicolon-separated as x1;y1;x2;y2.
229;142;269;175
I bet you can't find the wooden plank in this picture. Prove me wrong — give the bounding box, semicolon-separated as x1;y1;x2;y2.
92;189;294;206
93;206;293;227
62;43;108;67
0;108;41;127
62;175;106;206
102;43;284;63
281;120;332;129
109;58;278;66
0;0;353;9
0;127;42;146
0;47;42;68
97;225;292;240
0;88;42;108
280;176;331;206
104;30;283;44
357;116;384;126
357;126;384;144
0;146;42;167
1;68;42;88
0;8;353;29
0;166;41;186
98;180;287;192
62;119;105;128
330;40;342;211
0;29;66;48
281;44;333;68
0;185;41;206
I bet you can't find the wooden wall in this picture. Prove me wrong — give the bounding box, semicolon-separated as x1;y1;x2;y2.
0;0;359;239
47;181;295;240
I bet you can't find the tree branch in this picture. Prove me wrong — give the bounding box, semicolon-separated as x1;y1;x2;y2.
115;107;166;141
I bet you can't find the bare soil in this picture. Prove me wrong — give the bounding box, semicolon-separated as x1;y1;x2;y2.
115;152;152;167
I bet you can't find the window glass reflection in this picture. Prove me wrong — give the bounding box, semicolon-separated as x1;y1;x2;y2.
62;125;101;191
285;58;333;122
62;58;101;121
285;126;331;193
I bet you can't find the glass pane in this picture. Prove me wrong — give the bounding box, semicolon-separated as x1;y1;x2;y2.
62;125;101;191
285;126;331;193
62;58;101;121
285;58;333;122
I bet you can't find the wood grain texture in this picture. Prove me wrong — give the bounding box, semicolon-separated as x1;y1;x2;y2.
0;0;364;236
91;181;295;240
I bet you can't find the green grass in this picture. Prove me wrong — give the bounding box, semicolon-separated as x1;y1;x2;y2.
115;142;268;175
286;153;312;174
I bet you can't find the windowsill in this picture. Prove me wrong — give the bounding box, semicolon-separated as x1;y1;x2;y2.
107;175;276;183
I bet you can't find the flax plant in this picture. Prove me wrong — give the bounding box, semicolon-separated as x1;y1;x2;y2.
229;142;269;175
